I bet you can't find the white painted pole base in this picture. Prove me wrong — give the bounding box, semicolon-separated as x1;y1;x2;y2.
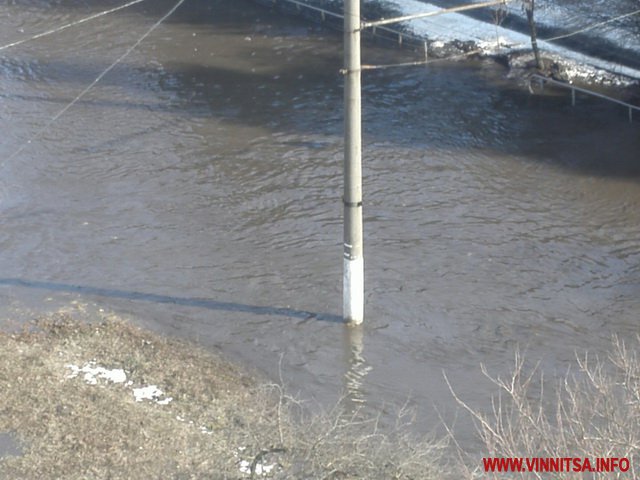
343;256;364;325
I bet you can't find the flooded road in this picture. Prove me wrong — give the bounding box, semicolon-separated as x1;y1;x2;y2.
1;0;640;446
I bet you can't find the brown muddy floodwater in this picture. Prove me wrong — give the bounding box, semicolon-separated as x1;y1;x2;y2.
1;0;640;447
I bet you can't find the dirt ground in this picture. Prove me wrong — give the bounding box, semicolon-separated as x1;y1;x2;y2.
0;312;445;479
3;310;634;479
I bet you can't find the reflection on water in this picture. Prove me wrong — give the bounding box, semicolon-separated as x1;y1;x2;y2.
342;325;371;409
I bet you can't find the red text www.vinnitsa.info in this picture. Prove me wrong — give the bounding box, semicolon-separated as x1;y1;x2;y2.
483;457;631;473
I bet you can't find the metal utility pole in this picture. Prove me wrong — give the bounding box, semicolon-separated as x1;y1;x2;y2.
343;0;364;325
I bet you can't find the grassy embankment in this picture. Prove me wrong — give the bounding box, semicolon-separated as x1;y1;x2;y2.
0;313;444;479
0;311;637;479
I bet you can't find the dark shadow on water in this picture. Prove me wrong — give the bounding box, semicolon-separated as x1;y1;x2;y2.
0;278;342;323
6;53;640;180
3;0;640;180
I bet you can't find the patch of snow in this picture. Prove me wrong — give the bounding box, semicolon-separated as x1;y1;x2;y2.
65;363;127;385
132;385;172;404
65;364;172;405
238;459;276;476
479;0;640;54
238;460;251;474
384;0;640;82
477;36;518;54
237;446;278;476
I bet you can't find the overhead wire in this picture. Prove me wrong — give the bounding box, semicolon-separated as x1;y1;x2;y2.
4;0;187;164
361;47;485;71
541;8;640;43
0;0;149;52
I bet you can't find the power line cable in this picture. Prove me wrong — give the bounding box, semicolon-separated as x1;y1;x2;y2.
4;0;187;165
541;8;640;43
0;0;149;52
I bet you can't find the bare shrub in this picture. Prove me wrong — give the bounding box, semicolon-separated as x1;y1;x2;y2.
446;337;639;479
233;383;449;479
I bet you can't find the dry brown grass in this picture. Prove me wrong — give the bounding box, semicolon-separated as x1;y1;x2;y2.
446;337;640;479
240;383;448;479
0;312;446;480
0;313;254;479
2;311;637;479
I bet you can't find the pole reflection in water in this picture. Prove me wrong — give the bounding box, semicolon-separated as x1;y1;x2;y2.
342;325;372;411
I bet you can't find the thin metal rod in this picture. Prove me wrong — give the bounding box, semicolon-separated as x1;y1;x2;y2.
343;0;364;325
530;74;640;113
361;46;483;71
362;60;428;70
361;0;509;29
284;0;343;20
270;0;431;48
